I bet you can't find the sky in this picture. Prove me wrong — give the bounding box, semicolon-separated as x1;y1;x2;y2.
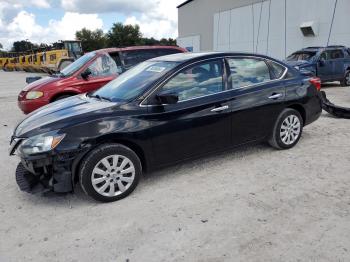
0;0;185;50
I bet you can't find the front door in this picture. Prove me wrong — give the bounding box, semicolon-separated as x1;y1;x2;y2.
145;59;233;166
73;54;118;93
317;51;335;81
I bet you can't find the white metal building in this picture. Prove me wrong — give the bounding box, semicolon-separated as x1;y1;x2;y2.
177;0;350;59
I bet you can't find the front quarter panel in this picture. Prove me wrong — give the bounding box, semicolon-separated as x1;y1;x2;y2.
55;104;153;167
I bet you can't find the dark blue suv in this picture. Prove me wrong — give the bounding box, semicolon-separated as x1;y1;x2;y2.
286;46;350;86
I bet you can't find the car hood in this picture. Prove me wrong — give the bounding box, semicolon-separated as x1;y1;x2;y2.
14;95;118;137
23;76;61;92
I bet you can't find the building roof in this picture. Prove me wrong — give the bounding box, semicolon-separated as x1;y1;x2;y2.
177;0;194;8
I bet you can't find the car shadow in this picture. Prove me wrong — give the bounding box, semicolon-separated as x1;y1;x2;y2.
22;142;276;206
321;82;341;89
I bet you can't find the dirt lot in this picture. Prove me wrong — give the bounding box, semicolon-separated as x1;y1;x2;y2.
0;70;349;262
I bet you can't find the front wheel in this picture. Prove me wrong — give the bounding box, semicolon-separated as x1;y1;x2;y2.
340;71;350;86
269;108;303;150
79;144;141;202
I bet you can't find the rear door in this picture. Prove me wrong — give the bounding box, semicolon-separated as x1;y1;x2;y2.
329;49;346;79
145;58;232;166
73;54;118;93
225;57;287;144
317;51;335;81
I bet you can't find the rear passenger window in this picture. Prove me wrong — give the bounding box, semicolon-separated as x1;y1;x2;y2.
269;61;286;79
330;50;344;59
227;58;271;89
121;49;182;69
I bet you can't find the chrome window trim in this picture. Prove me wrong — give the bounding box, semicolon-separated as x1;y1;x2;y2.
139;55;288;107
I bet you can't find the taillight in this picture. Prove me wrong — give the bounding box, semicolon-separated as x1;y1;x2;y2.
309;77;321;91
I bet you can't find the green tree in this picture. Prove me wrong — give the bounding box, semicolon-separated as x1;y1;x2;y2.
139;37;159;46
107;23;142;47
159;38;177;46
0;43;3;50
75;28;107;52
11;40;37;52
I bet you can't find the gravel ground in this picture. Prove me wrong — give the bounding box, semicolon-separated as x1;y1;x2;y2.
0;71;349;262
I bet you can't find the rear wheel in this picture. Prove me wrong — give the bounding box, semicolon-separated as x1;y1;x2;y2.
340;71;350;86
79;144;141;202
269;108;303;149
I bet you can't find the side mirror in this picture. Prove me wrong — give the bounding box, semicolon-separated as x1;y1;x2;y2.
81;68;92;80
318;58;325;67
155;93;179;105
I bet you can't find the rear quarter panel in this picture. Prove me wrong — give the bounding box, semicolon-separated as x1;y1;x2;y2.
284;75;322;126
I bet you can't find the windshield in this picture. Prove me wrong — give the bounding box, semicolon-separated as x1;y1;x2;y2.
286;51;317;61
93;61;179;102
60;52;96;76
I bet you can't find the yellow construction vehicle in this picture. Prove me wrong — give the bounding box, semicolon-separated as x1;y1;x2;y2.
3;53;17;71
32;52;44;72
40;40;82;73
1;40;82;73
0;54;7;70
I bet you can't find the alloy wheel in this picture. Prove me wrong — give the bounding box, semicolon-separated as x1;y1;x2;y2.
346;72;350;86
280;115;301;145
91;154;135;197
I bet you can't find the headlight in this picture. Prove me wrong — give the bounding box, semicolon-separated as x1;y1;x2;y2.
294;66;300;70
25;91;43;100
20;132;65;155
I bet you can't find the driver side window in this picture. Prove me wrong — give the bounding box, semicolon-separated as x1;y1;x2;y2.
320;51;331;61
158;60;224;102
88;54;118;77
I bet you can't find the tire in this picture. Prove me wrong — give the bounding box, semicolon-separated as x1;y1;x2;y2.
58;60;72;71
79;144;141;202
340;71;350;86
269;108;303;150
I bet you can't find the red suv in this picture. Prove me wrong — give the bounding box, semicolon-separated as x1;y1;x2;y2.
18;46;187;114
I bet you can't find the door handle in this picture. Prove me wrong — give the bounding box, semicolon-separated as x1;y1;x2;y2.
211;105;229;112
268;93;283;99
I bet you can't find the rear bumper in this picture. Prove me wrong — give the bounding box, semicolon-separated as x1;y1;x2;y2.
321;91;350;119
304;91;323;126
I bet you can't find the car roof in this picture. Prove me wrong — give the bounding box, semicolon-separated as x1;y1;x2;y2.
94;45;186;54
150;51;284;63
299;46;347;52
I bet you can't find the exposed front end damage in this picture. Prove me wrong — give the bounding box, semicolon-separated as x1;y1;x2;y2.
321;91;350;119
12;145;88;194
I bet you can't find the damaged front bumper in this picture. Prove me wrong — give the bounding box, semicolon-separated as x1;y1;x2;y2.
321;91;350;119
10;139;89;194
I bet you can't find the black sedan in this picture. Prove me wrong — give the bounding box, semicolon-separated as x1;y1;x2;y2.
9;52;322;202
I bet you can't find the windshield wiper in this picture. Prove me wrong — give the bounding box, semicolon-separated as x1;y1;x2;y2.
87;93;112;102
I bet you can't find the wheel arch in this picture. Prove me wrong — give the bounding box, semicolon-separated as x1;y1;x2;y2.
50;91;79;102
72;137;148;185
287;104;306;125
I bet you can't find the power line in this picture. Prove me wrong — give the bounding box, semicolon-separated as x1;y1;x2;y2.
327;0;338;46
251;4;255;53
284;0;287;58
255;0;264;53
266;0;272;55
